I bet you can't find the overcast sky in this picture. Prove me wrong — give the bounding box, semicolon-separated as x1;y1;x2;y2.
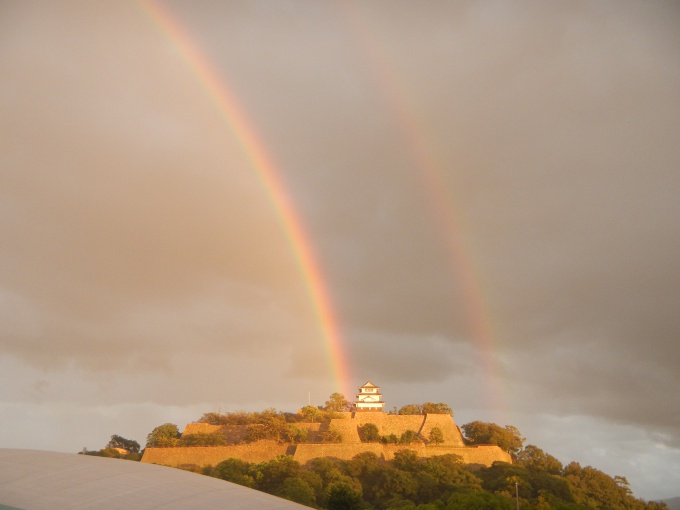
1;0;679;500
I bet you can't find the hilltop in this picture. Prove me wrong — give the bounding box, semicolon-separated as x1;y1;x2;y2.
82;386;668;509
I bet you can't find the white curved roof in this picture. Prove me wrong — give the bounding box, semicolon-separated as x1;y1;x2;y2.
0;449;308;510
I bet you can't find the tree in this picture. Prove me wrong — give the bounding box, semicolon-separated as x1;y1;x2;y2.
563;462;635;509
461;421;524;457
280;477;317;506
259;408;287;441
369;465;418;508
358;423;380;442
212;458;256;488
320;429;343;443
95;447;122;458
381;433;399;444
107;434;140;454
446;491;514;509
398;404;423;415
392;449;420;471
300;405;323;422
255;455;304;496
327;482;364;510
515;444;562;474
420;454;481;498
146;423;180;447
282;424;309;443
178;432;227;446
346;451;381;479
309;457;353;488
399;430;419;444
428;427;445;445
325;392;350;412
198;412;226;425
243;424;270;442
421;402;453;415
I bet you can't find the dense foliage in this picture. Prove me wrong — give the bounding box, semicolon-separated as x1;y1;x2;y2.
80;434;141;461
358;423;422;445
83;395;665;509
396;403;453;416
201;447;666;510
461;421;525;458
146;423;181;447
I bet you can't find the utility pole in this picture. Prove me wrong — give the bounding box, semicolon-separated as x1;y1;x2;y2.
516;481;519;510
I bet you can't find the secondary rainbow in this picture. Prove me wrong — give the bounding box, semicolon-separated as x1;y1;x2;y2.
139;0;352;399
340;4;508;420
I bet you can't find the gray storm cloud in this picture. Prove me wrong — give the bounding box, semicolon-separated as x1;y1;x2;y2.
1;0;679;499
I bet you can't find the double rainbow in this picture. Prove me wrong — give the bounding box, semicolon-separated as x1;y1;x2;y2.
140;2;504;418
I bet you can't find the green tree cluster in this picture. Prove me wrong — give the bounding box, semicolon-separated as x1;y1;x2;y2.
146;423;181;447
192;408;312;445
178;432;227;447
200;424;666;510
107;434;140;454
133;405;665;510
461;421;525;458
428;427;445;445
324;393;351;413
396;402;453;416
358;423;422;445
196;395;351;443
80;434;141;461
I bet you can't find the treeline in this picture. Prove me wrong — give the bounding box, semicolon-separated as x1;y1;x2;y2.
197;447;666;510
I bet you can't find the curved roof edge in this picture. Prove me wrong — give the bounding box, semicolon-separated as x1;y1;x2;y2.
0;449;307;510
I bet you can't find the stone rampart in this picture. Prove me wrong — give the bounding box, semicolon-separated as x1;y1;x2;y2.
293;422;323;442
420;414;465;446
141;440;509;469
142;413;510;469
183;423;222;435
294;442;509;466
450;445;512;466
295;422;322;432
352;413;426;437
293;443;383;464
328;417;361;443
141;441;289;467
381;444;510;465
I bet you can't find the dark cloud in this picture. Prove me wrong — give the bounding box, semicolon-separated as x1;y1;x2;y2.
1;0;679;499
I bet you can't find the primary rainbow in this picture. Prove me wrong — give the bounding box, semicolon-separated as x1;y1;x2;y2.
139;0;352;399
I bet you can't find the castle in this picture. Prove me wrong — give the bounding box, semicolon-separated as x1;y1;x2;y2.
353;381;386;412
141;381;511;468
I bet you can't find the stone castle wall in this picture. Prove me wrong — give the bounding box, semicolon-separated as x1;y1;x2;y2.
142;442;510;468
328;412;466;446
142;413;508;468
183;423;221;435
141;440;290;467
182;421;323;442
420;413;466;446
183;422;322;434
350;413;426;437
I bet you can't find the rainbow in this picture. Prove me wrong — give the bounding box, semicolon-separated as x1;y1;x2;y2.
340;5;508;420
138;0;352;399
